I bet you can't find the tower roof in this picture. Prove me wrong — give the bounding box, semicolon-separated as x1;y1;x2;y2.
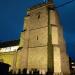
28;2;54;11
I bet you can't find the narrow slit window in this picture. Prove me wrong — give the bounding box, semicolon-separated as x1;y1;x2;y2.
38;14;40;19
37;36;38;40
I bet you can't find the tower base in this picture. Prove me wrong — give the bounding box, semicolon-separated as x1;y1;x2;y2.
53;72;70;75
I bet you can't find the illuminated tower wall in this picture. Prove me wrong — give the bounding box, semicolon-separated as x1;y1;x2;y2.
18;2;70;75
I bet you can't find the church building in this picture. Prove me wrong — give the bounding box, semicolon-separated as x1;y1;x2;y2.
0;0;70;75
19;0;70;74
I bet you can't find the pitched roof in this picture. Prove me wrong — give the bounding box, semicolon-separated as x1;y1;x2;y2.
0;39;20;48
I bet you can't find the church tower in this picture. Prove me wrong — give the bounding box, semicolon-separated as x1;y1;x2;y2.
19;0;70;74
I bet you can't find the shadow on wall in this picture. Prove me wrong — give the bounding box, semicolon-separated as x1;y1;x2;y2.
0;63;73;75
9;68;53;75
0;62;53;75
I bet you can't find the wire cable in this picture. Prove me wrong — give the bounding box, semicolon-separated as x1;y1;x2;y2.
55;0;75;8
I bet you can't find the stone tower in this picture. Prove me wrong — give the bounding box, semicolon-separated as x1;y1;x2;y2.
19;0;70;74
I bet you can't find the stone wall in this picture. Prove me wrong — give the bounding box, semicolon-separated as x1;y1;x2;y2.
27;6;48;72
0;52;16;71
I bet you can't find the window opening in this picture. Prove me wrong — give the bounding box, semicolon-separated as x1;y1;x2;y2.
38;14;40;19
37;36;38;40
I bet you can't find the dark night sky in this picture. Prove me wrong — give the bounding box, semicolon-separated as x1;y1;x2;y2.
0;0;75;60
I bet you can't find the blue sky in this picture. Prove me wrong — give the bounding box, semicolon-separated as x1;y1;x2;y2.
0;0;75;60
